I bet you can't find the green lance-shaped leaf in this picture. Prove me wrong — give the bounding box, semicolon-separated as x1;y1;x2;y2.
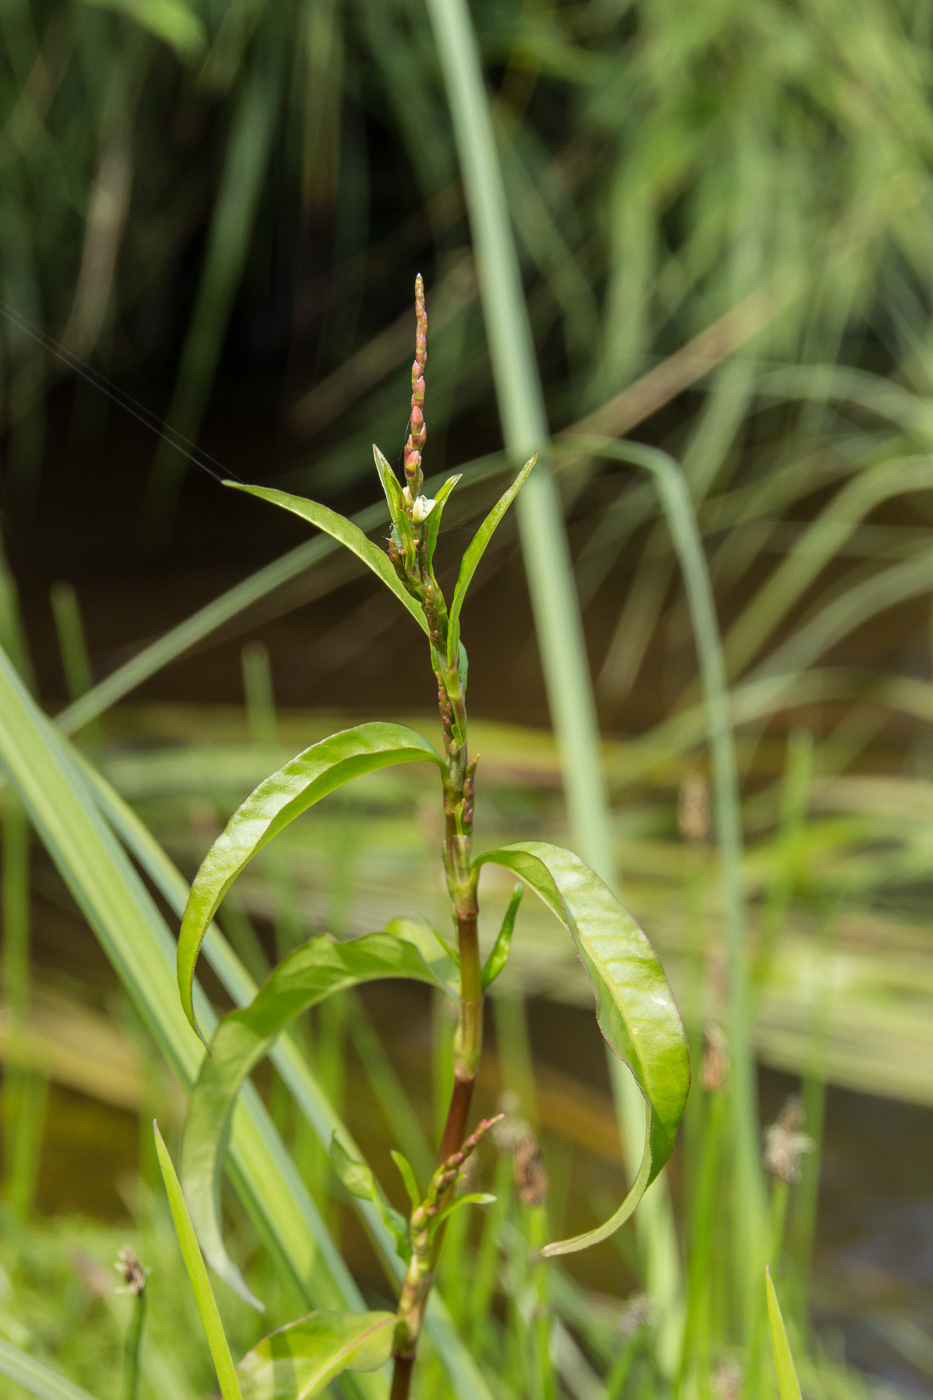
766;1268;803;1400
372;444;406;523
238;1311;396;1400
423;472;463;571
330;1137;410;1262
181;930;446;1306
225;481;429;636
153;1123;243;1400
473;841;689;1256
447;454;536;667
178;722;444;1040
481;882;522;990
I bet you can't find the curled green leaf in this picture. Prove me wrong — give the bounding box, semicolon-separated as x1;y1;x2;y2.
225;481;429;636
181;930;444;1305
177;722;443;1041
447;455;536;667
473;841;689;1256
237;1310;395;1400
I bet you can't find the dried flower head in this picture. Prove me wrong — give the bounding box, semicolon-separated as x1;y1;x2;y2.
678;773;709;844
763;1095;813;1184
114;1245;147;1296
701;1022;729;1092
513;1127;548;1207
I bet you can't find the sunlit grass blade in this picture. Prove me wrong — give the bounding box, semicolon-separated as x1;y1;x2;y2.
765;1267;803;1400
0;1338;100;1400
0;644;384;1399
153;1121;244;1400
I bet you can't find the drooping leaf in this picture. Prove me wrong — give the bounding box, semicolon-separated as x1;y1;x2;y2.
225;482;429;636
153;1123;244;1400
766;1268;803;1400
0;1337;100;1400
447;455;536;666
238;1311;395;1400
372;444;405;523
424;472;462;571
330;1137;410;1261
181;930;444;1304
385;916;459;998
473;841;689;1256
177;722;444;1039
481;882;522;990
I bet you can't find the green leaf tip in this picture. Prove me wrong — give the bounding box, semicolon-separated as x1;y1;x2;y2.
153;1121;249;1395
766;1267;803;1400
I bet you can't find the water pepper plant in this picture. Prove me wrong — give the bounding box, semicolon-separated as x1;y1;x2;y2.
159;277;690;1400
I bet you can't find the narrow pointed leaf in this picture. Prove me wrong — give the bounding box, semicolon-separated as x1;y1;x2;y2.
481;882;522;990
766;1268;803;1400
473;841;689;1255
331;1137;410;1261
0;1339;100;1400
372;444;405;522
424;472;462;570
225;481;428;636
153;1122;244;1400
181;931;442;1303
238;1311;395;1400
447;454;536;665
433;1192;496;1233
178;722;443;1039
390;1150;422;1212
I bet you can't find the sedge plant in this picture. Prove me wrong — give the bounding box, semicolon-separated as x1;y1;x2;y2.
158;277;690;1399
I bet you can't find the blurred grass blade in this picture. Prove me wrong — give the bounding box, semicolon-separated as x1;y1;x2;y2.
765;1267;803;1400
447;453;536;665
144;37;282;531
177;720;443;1038
0;643;385;1400
182;931;443;1302
154;1122;244;1400
238;1311;395;1400
0;1339;100;1400
425;0;616;884
225;482;430;637
474;839;689;1255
